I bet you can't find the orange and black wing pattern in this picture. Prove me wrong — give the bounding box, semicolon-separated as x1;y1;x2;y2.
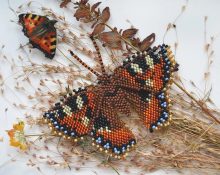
115;45;176;132
115;45;176;92
43;87;95;140
124;88;171;132
19;13;57;59
44;86;136;158
90;99;136;158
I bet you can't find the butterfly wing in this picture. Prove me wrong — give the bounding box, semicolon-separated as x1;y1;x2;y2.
19;14;48;37
114;45;176;92
90;99;136;158
124;88;171;132
114;45;176;132
19;13;57;59
44;86;136;157
43;87;95;140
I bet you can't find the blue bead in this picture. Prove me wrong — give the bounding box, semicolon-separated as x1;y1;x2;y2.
163;112;168;118
164;77;169;81
160;118;165;122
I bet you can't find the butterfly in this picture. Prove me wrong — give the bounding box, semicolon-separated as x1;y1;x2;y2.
43;36;178;159
19;13;57;59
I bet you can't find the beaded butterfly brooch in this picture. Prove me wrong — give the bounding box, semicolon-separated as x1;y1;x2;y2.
19;13;57;59
43;36;178;159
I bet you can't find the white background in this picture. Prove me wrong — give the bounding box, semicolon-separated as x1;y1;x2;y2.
0;0;220;174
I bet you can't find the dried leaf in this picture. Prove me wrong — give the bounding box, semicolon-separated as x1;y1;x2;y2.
91;20;99;28
130;37;141;47
139;33;155;51
91;2;101;12
92;23;105;36
60;0;71;8
99;31;122;49
100;7;110;23
74;8;90;20
122;28;138;39
78;0;89;5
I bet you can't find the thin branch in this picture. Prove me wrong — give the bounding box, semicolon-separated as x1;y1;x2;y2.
174;81;220;125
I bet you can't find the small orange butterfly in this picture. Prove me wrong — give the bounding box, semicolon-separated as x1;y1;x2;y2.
19;13;57;59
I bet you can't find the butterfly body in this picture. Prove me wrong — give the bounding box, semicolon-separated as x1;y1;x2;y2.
30;19;57;38
44;44;177;158
19;13;57;59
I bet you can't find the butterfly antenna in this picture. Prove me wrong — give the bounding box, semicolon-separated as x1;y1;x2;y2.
69;50;100;77
90;36;106;74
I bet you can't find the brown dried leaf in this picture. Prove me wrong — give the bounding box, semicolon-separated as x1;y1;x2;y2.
91;2;101;12
100;7;110;23
139;33;155;51
130;37;141;47
74;8;90;21
122;28;138;39
99;31;122;50
60;0;71;8
77;0;89;5
92;23;105;36
91;20;99;28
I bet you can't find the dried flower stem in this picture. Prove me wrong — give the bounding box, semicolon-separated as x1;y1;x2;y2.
24;133;56;137
174;81;220;125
